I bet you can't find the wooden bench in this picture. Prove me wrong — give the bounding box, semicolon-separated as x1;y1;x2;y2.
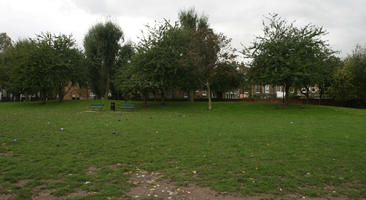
119;104;135;110
90;104;104;110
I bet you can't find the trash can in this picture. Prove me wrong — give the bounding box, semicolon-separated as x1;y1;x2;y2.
111;102;115;111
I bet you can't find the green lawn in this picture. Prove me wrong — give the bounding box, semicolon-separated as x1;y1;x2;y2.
0;100;366;199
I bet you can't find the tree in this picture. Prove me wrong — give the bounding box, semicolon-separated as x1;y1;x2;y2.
182;23;236;110
3;33;85;103
211;62;241;99
0;33;13;99
114;52;155;106
328;63;356;104
0;33;12;51
244;14;334;104
84;21;124;99
347;45;366;103
4;39;40;100
330;45;366;105
178;8;208;102
315;56;341;100
112;42;135;99
116;20;190;105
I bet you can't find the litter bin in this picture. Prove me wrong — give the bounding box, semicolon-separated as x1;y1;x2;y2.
111;102;115;111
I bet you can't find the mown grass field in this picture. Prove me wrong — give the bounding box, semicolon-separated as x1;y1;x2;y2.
0;100;365;199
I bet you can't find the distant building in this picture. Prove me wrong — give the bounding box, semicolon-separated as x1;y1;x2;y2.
63;82;91;100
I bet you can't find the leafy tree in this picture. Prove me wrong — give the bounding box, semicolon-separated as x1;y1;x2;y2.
0;33;13;97
244;14;333;104
4;40;39;99
182;23;235;110
114;53;155;105
211;62;241;99
347;45;366;103
328;63;356;103
119;20;190;105
178;8;208;101
84;21;124;99
32;33;86;102
315;56;341;100
112;42;135;99
238;63;252;98
3;33;85;103
0;33;12;51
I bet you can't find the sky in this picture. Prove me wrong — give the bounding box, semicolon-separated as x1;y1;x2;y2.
1;0;365;59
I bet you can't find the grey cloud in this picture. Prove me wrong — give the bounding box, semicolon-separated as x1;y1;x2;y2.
1;0;365;57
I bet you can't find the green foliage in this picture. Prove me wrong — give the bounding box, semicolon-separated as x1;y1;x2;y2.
179;9;236;109
329;63;356;102
84;21;124;99
211;62;242;98
347;45;366;102
245;14;334;104
329;45;366;105
177;8;209;100
1;33;85;103
179;8;208;31
113;10;237;108
111;42;135;99
114;20;191;104
0;32;12;51
315;56;341;99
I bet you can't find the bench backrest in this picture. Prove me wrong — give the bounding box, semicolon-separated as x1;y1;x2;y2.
91;104;104;107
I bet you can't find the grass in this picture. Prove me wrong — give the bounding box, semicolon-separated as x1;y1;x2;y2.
0;100;366;199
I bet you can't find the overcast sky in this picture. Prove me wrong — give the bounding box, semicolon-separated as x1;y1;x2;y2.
1;0;365;58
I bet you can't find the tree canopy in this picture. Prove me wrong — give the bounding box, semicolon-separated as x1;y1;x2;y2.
1;33;85;103
84;21;124;99
0;33;12;51
244;14;335;104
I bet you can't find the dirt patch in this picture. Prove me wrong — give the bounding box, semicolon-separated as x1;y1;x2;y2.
0;194;16;200
127;169;245;200
32;189;55;200
14;179;31;187
126;169;354;200
64;190;89;199
87;166;98;175
31;189;89;200
108;162;122;170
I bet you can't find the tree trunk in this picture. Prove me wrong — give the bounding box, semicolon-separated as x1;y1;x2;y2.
104;75;110;100
282;86;285;104
41;90;47;104
171;89;175;100
58;87;65;103
189;90;194;102
143;92;148;107
161;90;166;105
153;91;157;102
217;91;223;101
249;85;253;100
284;84;290;105
207;81;212;110
318;85;324;105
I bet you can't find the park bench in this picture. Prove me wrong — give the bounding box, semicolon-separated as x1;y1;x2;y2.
119;104;135;110
90;104;104;110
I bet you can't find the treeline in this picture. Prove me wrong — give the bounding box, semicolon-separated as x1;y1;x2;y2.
0;10;365;108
